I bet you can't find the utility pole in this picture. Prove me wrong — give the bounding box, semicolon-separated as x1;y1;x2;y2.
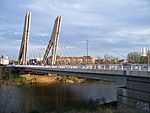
86;39;89;64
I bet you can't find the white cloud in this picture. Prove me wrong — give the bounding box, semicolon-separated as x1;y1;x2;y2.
1;0;150;59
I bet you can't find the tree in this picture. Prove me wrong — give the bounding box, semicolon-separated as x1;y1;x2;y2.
103;54;118;64
127;52;140;63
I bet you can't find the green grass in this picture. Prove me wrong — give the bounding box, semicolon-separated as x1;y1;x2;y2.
12;76;26;84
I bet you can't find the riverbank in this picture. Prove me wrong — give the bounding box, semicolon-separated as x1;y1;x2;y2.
12;74;86;85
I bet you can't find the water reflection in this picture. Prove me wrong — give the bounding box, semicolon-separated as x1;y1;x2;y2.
0;81;116;113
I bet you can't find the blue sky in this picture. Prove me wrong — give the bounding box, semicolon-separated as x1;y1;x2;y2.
1;0;150;59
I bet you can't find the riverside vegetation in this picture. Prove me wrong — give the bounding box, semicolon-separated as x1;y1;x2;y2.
21;74;86;85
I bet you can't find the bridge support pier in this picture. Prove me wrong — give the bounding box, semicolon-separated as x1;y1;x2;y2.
117;76;150;111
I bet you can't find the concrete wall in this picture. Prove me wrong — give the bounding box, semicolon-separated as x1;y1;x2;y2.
117;76;150;111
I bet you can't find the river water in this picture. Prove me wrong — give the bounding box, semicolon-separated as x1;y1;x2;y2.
0;80;117;113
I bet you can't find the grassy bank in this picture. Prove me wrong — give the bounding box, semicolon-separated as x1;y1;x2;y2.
18;74;86;84
11;76;26;84
0;73;86;86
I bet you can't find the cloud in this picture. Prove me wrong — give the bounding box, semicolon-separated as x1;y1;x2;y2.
1;0;150;59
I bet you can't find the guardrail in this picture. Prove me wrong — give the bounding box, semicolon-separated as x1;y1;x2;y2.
8;64;150;71
7;64;150;77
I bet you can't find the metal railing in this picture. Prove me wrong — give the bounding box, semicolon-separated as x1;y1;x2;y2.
10;64;150;72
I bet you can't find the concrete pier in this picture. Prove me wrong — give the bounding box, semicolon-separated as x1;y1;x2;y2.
117;76;150;111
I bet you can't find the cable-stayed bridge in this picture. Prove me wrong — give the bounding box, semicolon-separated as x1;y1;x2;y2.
6;12;150;111
8;11;150;75
5;11;150;83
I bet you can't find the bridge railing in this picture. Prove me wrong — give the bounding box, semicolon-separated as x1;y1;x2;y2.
47;64;149;71
7;64;150;77
10;64;150;72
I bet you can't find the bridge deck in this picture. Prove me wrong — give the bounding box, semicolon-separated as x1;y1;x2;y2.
7;65;150;78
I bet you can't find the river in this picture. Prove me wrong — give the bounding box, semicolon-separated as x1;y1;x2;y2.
0;79;117;113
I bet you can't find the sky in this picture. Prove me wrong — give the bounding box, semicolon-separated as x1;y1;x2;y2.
1;0;150;60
